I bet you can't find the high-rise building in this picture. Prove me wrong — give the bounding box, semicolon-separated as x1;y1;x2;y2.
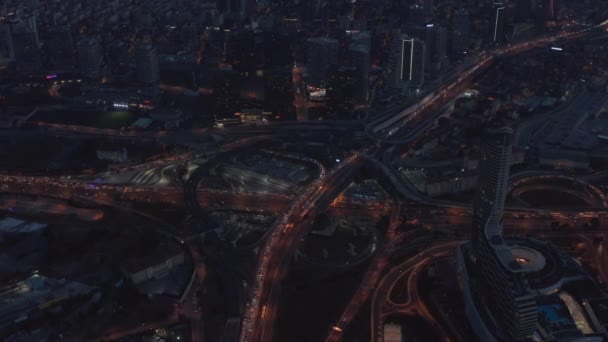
452;8;471;55
214;71;240;119
408;4;428;25
536;0;557;25
12;30;42;76
217;0;239;13
470;127;538;341
459;129;608;342
77;37;103;79
46;26;75;72
472;127;512;249
0;24;14;64
224;30;257;75
404;24;447;75
349;31;371;102
239;0;255;17
293;64;308;121
513;0;532;22
133;8;153;28
424;0;434;17
264;67;293;117
351;30;372;52
327;64;355;116
10;14;41;76
135;43;160;85
263;32;292;68
306;37;339;86
107;40;129;78
389;35;425;90
349;47;370;103
490;1;506;45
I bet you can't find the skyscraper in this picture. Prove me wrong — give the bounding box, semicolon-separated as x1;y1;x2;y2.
217;0;239;13
536;0;557;26
452;8;471;55
490;1;506;45
0;24;14;65
513;0;532;23
46;26;75;72
351;31;371;52
293;64;308;121
472;127;512;248
408;4;428;26
10;14;42;76
390;35;425;90
77;37;103;79
350;30;371;103
404;24;447;75
306;37;339;86
423;0;434;18
135;43;160;85
470;127;538;341
349;47;370;103
327;64;355;116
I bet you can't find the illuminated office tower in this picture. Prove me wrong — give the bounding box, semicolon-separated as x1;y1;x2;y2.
389;35;425;90
490;1;506;45
404;24;447;74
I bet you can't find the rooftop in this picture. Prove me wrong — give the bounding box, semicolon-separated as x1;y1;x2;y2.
0;217;46;234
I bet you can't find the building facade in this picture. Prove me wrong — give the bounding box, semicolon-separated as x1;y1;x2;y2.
490;1;506;45
135;43;160;85
306;37;339;86
390;34;426;91
470;127;538;341
77;37;102;79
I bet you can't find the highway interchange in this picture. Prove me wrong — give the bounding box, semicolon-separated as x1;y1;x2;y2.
2;18;608;342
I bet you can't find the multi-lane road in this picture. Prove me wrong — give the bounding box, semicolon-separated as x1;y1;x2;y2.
367;24;603;143
324;198;402;342
240;155;362;342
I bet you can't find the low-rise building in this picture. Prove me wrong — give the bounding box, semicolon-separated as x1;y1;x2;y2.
125;251;185;285
81;85;160;110
383;323;403;342
235;109;272;124
96;148;128;163
539;149;590;170
0;274;95;334
425;173;478;197
149;108;190;130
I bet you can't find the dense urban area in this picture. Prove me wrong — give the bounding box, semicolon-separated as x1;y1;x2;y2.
2;0;608;341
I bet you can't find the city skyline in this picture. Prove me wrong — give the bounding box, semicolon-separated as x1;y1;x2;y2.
1;0;608;341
